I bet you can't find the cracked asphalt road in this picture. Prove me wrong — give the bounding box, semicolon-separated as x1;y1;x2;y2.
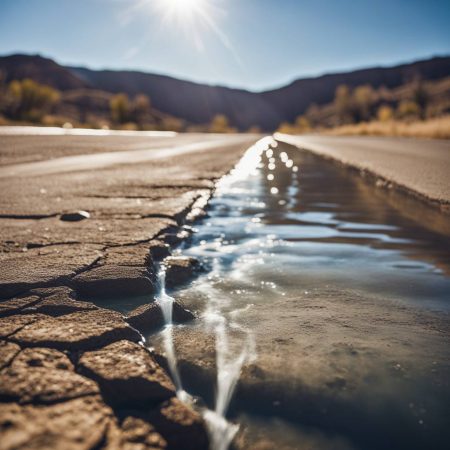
0;130;259;295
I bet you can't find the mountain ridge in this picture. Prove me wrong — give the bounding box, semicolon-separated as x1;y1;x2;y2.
1;53;449;130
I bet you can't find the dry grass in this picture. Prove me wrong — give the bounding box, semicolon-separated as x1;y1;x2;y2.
325;115;450;140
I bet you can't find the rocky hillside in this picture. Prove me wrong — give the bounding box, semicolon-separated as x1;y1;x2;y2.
0;53;449;130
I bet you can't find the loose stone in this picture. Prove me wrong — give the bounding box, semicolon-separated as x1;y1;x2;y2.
60;211;90;222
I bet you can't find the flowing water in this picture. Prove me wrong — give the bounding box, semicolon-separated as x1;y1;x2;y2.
101;137;450;449
148;137;450;450
155;267;185;397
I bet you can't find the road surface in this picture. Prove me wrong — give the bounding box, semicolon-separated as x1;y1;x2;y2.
0;128;265;450
0;134;254;177
0;129;259;289
276;133;450;205
1;129;449;450
0;127;257;167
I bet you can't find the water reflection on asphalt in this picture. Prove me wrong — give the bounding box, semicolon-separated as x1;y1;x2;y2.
169;139;450;450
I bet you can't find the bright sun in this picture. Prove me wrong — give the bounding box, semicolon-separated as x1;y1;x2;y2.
162;0;206;16
133;0;235;55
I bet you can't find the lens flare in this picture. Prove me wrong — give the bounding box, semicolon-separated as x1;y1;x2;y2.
165;0;205;13
122;0;241;64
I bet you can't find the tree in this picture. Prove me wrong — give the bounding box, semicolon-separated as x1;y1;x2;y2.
304;103;321;128
110;93;130;124
377;105;394;122
412;81;429;120
209;114;235;133
276;122;295;134
334;85;354;124
132;94;151;125
353;85;375;121
295;115;311;132
7;79;60;121
397;100;420;120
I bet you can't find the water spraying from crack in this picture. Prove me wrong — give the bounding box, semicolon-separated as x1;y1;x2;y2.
156;266;189;402
201;278;256;450
195;138;274;449
156;267;174;324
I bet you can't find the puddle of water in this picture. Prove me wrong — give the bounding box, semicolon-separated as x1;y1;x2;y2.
183;139;450;312
146;137;450;450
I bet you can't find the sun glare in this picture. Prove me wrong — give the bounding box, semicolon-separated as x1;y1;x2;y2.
124;0;239;60
164;0;205;14
154;0;208;22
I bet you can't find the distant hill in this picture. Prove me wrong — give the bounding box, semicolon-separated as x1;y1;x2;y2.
0;54;88;91
69;66;281;130
262;57;450;123
0;53;449;130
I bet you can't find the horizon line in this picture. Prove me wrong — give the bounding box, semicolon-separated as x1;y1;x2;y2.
1;50;449;93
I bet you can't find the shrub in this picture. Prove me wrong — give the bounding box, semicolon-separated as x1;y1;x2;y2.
377;105;394;122
353;85;376;121
110;93;130;124
334;84;355;124
209;114;236;133
132;94;151;126
397;100;420;120
5;78;60;121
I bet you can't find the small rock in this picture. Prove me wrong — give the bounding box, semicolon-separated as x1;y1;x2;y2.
10;309;141;351
126;302;195;333
0;395;112;450
60;211;90;222
78;340;175;407
73;265;156;299
164;256;200;288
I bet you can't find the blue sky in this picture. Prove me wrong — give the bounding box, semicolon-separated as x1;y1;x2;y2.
0;0;449;91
